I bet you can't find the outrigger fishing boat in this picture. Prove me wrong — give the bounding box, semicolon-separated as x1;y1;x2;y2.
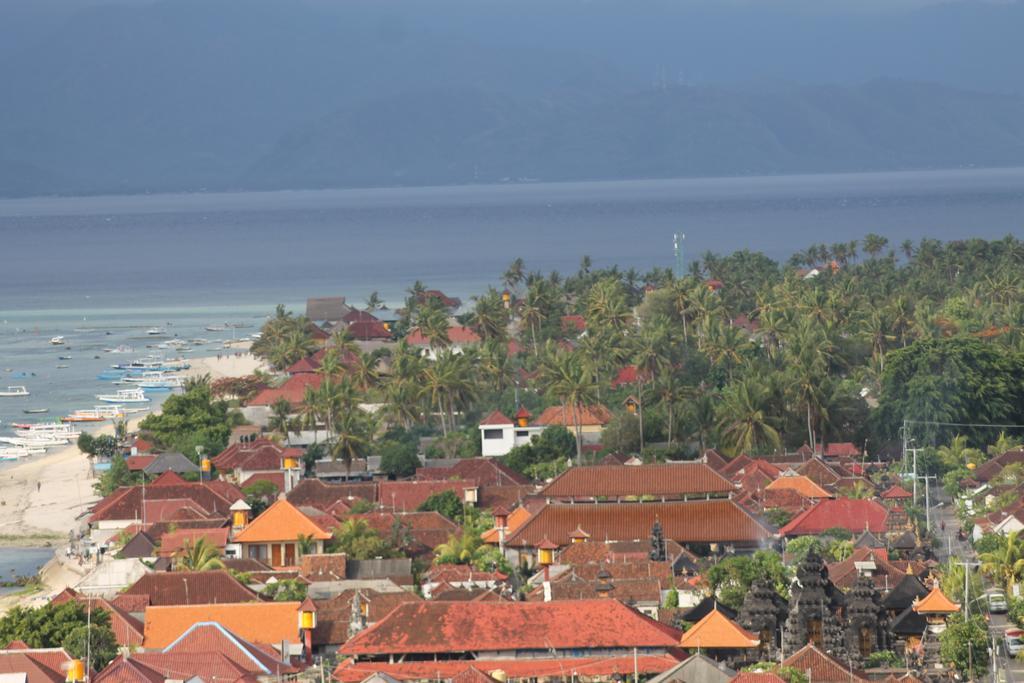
96;388;149;404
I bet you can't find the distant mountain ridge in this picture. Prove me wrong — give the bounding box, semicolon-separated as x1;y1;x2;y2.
2;0;1024;197
245;81;1024;191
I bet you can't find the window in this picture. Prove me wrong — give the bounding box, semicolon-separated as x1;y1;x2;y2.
515;430;529;437
483;429;504;440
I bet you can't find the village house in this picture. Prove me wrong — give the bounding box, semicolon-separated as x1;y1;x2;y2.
230;498;334;567
334;600;683;682
504;499;772;567
477;404;613;457
539;463;733;502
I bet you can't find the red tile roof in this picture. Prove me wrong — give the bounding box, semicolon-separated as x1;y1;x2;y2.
561;315;587;333
286;479;378;510
416;458;530;486
90;483;239;523
342;310;380;324
611;365;639;388
479;410;513;426
143;602;303;648
248;373;324;407
156;527;229;558
532;404;613;427
125;455;157;472
406;326;481;346
233;498;334;543
783;644;867;683
779;498;888;536
881;484;913;499
121;570;260;606
160;622;295;675
239;471;285;492
506;500;772;547
0;648;74;683
379;480;478;512
149;471;187;487
339;599;680;655
313;589;422;646
540;463;733;499
333;655;681;682
821;442;861;458
764;475;831;499
731;674;787;683
679;609;759;649
348;320;392;340
51;589;144;648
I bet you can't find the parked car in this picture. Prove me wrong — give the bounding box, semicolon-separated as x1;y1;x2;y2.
989;592;1009;614
1005;628;1024;657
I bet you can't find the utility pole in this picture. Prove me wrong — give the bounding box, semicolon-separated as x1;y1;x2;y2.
918;474;937;534
909;441;919;506
958;559;980;619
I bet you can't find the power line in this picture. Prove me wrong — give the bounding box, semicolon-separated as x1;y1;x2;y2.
904;419;1024;430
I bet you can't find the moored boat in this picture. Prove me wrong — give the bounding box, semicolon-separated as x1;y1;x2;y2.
96;388;149;404
0;386;30;397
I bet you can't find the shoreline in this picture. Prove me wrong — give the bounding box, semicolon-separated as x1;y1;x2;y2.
0;350;265;611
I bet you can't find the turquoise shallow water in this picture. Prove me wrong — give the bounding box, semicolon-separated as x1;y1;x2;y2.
0;306;284;440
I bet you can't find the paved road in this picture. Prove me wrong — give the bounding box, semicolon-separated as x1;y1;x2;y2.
929;486;1024;682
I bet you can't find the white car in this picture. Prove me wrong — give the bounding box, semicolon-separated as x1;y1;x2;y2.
1005;629;1024;657
989;592;1009;614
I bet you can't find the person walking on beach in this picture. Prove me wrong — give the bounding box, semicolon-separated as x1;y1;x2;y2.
36;481;40;492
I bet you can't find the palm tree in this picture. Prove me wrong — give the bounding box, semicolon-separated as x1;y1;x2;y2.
716;379;781;457
541;345;599;463
297;533;317;557
317;347;345;379
979;530;1024;595
470;288;509;341
182;373;213;393
299;384;323;444
365;291;384;311
349;353;380;392
418;303;452;352
329;386;372;477
863;233;889;260
176;537;225;571
653;372;688;445
503;257;526;293
632;327;669;452
586;278;631;335
268;398;295;445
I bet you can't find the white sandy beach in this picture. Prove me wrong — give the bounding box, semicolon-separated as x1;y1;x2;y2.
0;351;264;610
181;344;265;380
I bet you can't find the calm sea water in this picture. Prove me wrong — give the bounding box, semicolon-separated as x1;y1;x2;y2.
1;168;1022;313
0;166;1022;441
0;547;53;594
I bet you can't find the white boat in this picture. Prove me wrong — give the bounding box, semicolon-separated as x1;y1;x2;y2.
96;388;149;404
121;372;181;385
0;386;30;397
62;406;125;423
0;436;69;447
49;336;65;346
103;345;135;354
139;377;184;390
15;424;80;439
146;327;165;336
0;447;44;460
